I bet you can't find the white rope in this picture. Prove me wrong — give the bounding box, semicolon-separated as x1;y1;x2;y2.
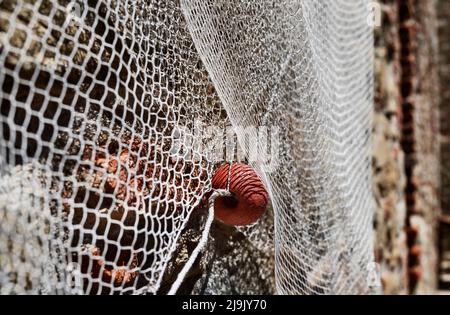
226;162;233;192
167;189;230;295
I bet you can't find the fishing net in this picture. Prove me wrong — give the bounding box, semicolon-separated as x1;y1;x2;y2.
0;0;377;294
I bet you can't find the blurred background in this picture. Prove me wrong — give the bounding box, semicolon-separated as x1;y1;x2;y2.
373;0;449;294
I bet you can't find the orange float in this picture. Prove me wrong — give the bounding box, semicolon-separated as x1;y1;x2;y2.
211;163;269;226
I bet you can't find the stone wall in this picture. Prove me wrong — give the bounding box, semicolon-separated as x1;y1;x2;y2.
373;0;408;295
373;0;441;294
438;0;450;217
404;0;441;295
437;0;450;291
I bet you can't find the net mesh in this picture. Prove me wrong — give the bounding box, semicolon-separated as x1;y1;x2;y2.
0;0;376;295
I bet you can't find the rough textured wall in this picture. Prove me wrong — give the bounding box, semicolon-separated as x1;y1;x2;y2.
437;0;450;291
373;0;441;295
399;0;440;295
438;0;450;216
373;0;408;295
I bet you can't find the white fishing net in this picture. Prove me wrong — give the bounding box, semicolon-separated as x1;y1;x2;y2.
0;0;377;295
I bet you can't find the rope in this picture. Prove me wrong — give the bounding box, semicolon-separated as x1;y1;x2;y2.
167;189;230;295
226;162;233;191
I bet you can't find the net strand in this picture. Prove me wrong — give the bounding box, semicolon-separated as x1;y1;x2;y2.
167;189;228;295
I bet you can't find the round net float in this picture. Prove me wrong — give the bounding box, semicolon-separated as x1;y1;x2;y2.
211;163;269;226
